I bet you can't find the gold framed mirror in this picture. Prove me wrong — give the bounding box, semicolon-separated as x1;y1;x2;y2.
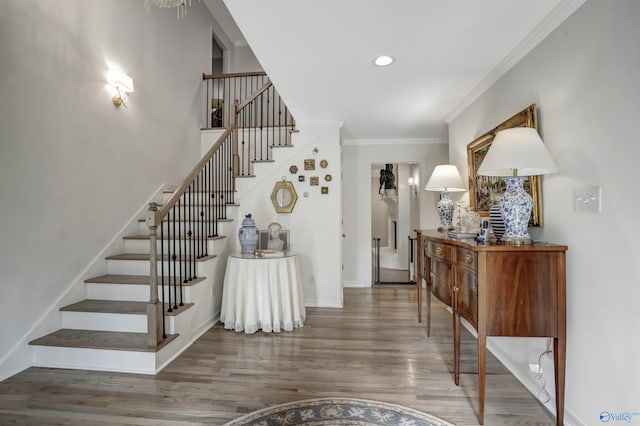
271;180;298;213
467;104;542;226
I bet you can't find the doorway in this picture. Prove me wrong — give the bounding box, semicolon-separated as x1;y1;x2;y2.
211;33;224;74
371;163;419;285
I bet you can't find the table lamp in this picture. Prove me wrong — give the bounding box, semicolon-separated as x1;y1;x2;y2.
477;127;558;245
424;165;466;231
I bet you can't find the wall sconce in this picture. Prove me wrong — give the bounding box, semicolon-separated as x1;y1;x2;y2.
107;69;134;108
408;177;417;195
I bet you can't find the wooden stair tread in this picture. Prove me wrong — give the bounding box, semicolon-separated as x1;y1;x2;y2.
251;159;275;164
164;302;195;317
84;274;205;286
105;253;217;262
61;300;147;314
28;329;178;352
60;299;195;317
123;234;226;241
235;174;256;178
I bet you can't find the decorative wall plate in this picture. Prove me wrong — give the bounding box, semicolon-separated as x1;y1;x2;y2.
289;165;298;174
310;176;319;186
324;174;332;182
298;175;305;182
320;159;328;168
321;186;329;194
304;159;315;170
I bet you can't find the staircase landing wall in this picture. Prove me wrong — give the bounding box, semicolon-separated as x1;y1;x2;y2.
218;122;343;308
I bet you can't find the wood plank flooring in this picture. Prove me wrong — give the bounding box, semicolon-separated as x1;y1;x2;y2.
0;287;555;425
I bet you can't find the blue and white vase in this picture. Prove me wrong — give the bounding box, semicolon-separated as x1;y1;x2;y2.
489;204;506;241
437;191;455;229
500;177;533;244
238;214;259;254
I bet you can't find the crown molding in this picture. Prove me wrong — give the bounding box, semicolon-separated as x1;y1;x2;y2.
444;0;586;124
342;138;445;147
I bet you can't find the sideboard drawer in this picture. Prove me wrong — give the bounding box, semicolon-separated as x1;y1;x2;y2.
457;248;477;271
428;241;452;261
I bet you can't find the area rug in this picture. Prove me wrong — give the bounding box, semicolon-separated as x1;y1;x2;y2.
223;397;454;426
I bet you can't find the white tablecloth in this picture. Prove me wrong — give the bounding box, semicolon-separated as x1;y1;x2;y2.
220;254;305;334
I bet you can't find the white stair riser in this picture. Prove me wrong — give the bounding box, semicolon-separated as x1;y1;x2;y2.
123;238;221;255
106;259;210;276
87;283;150;302
32;346;157;375
86;282;198;302
62;312;147;333
60;310;182;334
167;311;189;335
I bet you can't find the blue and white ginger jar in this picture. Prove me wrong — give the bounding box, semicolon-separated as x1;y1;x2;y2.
238;214;259;254
500;177;532;241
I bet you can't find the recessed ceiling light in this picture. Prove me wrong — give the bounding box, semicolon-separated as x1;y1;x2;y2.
373;55;394;67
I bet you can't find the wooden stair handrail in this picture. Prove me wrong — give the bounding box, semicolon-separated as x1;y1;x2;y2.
202;71;267;80
146;76;281;347
238;79;273;111
157;114;236;222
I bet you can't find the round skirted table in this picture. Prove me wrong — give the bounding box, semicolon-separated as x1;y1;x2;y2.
220;252;305;334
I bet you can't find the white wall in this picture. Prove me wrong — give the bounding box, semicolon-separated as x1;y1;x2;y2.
342;140;448;287
447;1;640;424
232;44;263;73
0;0;216;380
230;123;343;308
396;163;410;268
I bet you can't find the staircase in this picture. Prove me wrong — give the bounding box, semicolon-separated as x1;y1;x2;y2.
27;72;295;375
28;189;236;374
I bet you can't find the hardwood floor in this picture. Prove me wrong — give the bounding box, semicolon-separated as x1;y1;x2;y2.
0;288;555;425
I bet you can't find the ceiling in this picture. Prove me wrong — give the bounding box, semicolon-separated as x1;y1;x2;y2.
209;0;583;140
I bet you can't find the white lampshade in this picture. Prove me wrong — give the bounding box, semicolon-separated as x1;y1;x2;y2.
477;127;557;177
107;69;134;93
424;165;466;192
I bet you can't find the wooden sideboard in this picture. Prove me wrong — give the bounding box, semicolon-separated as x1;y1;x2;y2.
415;230;567;425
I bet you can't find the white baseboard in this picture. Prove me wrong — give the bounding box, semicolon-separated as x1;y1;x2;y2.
156;315;219;373
343;280;371;288
459;318;584;426
0;185;168;382
304;299;343;308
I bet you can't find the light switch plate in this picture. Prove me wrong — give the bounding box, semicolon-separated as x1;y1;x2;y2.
574;186;601;213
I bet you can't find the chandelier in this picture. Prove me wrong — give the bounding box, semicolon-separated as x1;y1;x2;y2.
144;0;197;19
